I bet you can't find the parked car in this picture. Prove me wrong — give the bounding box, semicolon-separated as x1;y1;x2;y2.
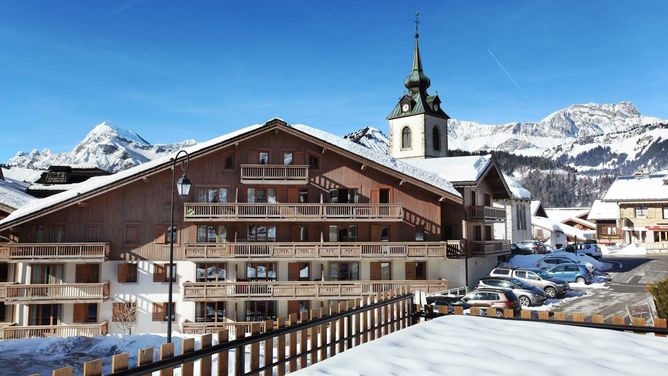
462;288;522;317
570;243;603;259
515;241;548;254
477;277;546;307
426;295;471;313
543;263;593;284
490;266;570;298
547;251;596;272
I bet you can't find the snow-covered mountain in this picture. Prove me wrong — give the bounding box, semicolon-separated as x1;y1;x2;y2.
448;102;664;155
8;122;196;173
343;127;389;154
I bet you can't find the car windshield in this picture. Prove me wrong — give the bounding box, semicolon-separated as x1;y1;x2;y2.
511;279;533;289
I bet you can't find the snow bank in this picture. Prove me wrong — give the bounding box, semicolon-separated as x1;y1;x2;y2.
602;244;647;256
295;315;668;375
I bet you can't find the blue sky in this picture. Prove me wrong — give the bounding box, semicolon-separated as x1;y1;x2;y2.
1;0;667;162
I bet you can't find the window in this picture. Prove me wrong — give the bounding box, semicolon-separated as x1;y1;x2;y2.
247;225;276;241
432;127;440;151
308;155;319;169
118;263;138;283
153;302;175;322
196;263;227;282
405;261;426;280
370;262;391;280
348;225;358;241
635;206;649;218
401;127;411;149
655;231;668;242
29;304;62;325
415;226;425;241
34;224;65;243
664;207;668;219
328;225;338;242
298;225;308;241
283;152;293;165
484;194;491;206
247;262;277;280
288;300;310;316
31;264;64;284
474;226;482;241
288;262;310;281
197;187;228;203
247;188;276;203
329;262;359;281
298;190;309;203
73;303;98;323
153;264;176;283
196;302;226;323
246;301;276;321
258;151;270;164
224;155;234;169
197;225;227;242
124;224;141;244
112;302;137;323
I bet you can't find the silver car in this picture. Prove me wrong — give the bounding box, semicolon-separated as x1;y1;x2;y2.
490;267;570;299
478;277;546;307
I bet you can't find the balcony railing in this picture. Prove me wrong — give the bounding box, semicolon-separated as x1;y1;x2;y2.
0;282;10;301
0;321;108;340
468;240;511;256
469;206;506;222
182;321;266;335
183;280;448;301
240;164;309;185
4;282;111;304
184;203;404;222
185;240;466;260
0;242;109;263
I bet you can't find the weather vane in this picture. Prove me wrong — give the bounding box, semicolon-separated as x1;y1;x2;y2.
415;11;420;38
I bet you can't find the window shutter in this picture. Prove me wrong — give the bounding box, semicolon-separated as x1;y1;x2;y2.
371;225;381;242
152;303;164;321
288;263;301;281
370;189;379;204
118;263;128;283
154;264;166;282
154;225;166;244
405;262;417;280
73;303;87;323
370;262;381;281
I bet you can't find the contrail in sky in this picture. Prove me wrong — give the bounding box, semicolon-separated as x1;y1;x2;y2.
487;49;527;99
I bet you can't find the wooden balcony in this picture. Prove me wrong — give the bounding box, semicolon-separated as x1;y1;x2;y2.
4;282;111;304
0;242;109;263
469;206;506;222
184;203;404;222
182;321;265;335
0;321;108;340
0;282;9;301
183;280;448;301
185;240;466;260
240;164;309;185
468;240;511;257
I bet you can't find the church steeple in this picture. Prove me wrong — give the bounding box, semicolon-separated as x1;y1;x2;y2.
404;22;431;94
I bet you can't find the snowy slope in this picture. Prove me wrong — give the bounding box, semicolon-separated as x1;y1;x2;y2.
8;122;196;173
343;126;389;154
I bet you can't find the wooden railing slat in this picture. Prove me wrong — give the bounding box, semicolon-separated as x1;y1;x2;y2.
160;342;174;376
111;353;129;373
200;333;212;376
263;320;274;376
217;330;229;376
181;338;195;376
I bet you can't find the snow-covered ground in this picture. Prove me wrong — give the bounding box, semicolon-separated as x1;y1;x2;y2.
294;315;668;376
601;244;648;256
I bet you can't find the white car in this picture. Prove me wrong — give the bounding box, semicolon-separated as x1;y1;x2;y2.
573;243;603;259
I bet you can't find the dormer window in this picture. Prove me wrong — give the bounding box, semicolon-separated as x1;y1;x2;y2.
401;127;412;149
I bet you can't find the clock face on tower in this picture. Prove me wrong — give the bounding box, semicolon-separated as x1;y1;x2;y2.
402;103;410;112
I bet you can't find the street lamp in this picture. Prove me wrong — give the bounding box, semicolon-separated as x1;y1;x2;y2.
167;149;191;343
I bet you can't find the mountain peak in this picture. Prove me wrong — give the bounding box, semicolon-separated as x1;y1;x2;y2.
344;126;389;154
87;121;151;146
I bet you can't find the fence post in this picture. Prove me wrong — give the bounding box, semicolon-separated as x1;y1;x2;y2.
454;306;464;316
217;330;229;376
181;338;195;376
319;307;327;362
346;300;353;349
83;359;103;376
138;347;154;368
554;312;566;321
655;318;667;337
159;342;174;376
520;310;531;320
198;334;212;376
537;311;549;321
375;294;383;338
299;311;308;369
612;315;625;326
235;325;245;376
111;353;129;373
264;320;274;376
329;305;337;356
309;308;320;365
288;313;298;372
275;317;286;376
503;309;514;319
352;299;360;346
361;297;368;343
592;314;605;324
368;296;376;341
52;367;73;376
249;323;261;375
337;302;345;354
487;308;497;318
470;307;481;316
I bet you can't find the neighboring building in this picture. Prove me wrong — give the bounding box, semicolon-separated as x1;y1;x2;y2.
0;173;36;220
403;155;513;285
603;172;668;250
587;199;621;245
0;118;469;337
531;200;591;248
27;165;111;198
544;207;595;232
496;174;532;244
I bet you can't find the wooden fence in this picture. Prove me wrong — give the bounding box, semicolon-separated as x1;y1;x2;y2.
44;288;415;376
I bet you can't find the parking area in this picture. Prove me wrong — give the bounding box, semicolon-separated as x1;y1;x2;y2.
555;255;668;318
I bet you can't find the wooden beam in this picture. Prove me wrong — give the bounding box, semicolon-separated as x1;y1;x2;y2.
321;147;327;154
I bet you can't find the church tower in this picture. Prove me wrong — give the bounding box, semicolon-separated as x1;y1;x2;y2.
387;20;449;159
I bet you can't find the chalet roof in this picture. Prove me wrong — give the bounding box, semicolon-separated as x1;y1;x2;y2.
531;200;547;217
587;199;619;221
503;174;531;200
603;173;668;202
403;155;512;199
531;215;590;240
0;119;461;230
544;207;590;223
0;178;37;212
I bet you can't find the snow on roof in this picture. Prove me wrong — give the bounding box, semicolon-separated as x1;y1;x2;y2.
295;315;668;376
0;124;263;227
291;124;460;197
503;173;531;200
532;215;589;239
530;200;543;215
603;173;668;202
0;179;37;211
1;121;461;228
544;207;590;223
1;166;44;184
588;199;619;220
402;155;492;183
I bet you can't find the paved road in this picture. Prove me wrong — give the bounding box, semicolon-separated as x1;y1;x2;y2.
558;255;668;318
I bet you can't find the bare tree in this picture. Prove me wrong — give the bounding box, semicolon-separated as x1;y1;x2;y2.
112;301;138;335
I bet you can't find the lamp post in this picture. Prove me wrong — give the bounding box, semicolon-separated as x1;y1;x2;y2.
167;150;191;343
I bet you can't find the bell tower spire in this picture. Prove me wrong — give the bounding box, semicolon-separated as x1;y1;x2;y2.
404;12;431;95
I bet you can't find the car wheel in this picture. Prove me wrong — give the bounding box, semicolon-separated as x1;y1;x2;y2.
544;287;557;298
576;276;586;284
518;296;531;307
